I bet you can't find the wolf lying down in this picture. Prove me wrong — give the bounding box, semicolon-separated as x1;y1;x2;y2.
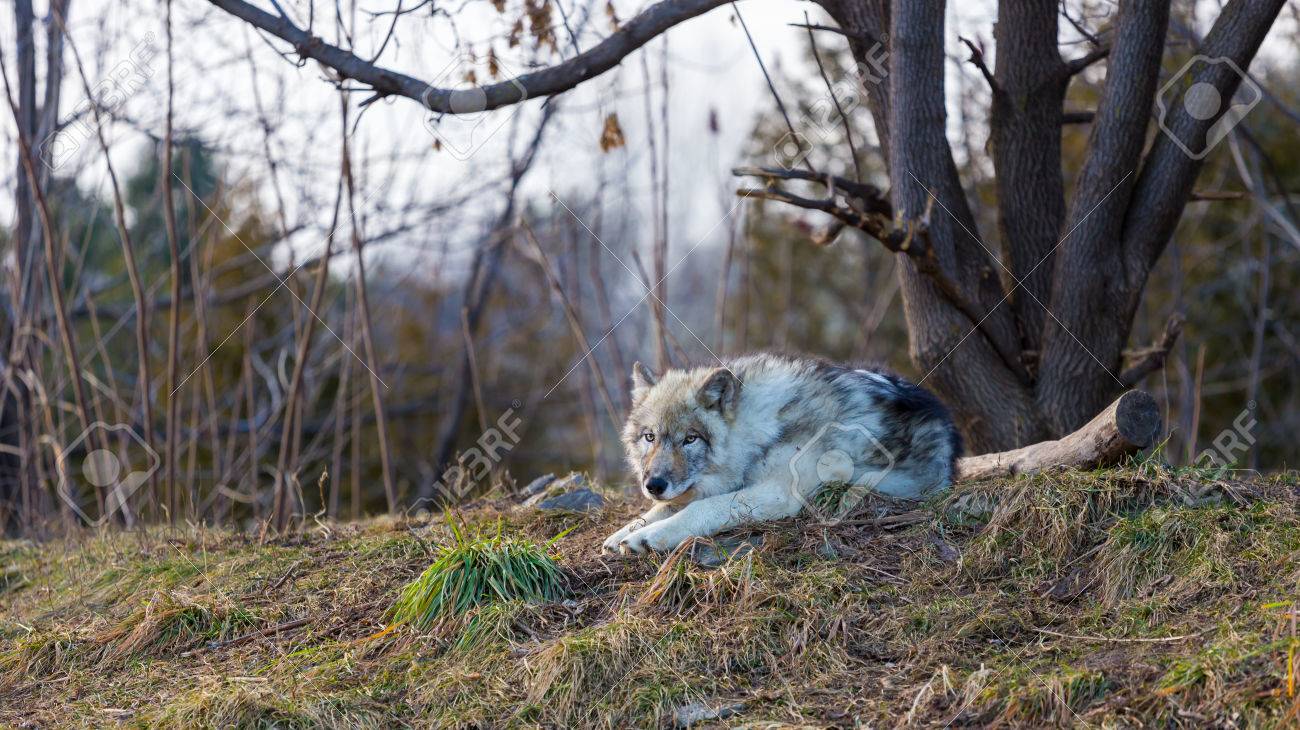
603;353;962;555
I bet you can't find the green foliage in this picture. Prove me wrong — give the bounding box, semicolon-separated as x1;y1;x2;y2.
388;518;568;628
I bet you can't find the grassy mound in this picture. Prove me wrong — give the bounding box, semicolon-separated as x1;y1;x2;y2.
388;518;568;629
2;466;1299;727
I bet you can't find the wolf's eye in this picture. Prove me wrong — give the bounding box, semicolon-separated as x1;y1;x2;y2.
683;434;699;445
642;432;655;443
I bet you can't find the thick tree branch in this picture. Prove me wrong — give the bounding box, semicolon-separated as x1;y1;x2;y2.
206;0;732;111
1036;0;1170;435
1123;0;1287;274
733;167;1013;373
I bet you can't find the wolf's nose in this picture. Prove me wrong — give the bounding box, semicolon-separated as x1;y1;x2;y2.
645;476;669;497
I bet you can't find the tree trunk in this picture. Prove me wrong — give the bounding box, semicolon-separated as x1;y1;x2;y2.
989;0;1067;356
1034;1;1169;435
828;0;1044;453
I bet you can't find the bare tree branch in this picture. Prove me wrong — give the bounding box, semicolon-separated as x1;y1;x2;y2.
1123;0;1288;272
806;11;863;182
206;0;733;112
731;166;890;215
1120;312;1185;387
733;168;1024;383
957;36;999;94
1063;46;1109;76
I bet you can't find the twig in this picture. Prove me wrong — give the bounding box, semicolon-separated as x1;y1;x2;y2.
271;96;347;532
958;36;1000;94
639;51;671;371
1033;626;1210;644
517;221;622;429
732;166;890;215
839;510;930;528
1064;46;1110;76
267;559;304;591
162;0;184;521
1;25;109;522
1120;312;1186;387
805;11;862;182
733;2;812;174
1189;190;1248;201
786;22;867;41
345;127;398;517
1061;4;1103;47
181;617;312;656
460;307;489;435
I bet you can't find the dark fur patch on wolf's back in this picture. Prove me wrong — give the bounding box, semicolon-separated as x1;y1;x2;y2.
874;373;962;461
840;364;964;473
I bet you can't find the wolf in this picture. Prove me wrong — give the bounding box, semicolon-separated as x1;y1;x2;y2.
602;353;961;554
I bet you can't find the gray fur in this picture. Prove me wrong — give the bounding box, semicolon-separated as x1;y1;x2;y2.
604;353;962;554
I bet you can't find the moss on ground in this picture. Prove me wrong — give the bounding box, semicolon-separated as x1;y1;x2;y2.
2;466;1299;727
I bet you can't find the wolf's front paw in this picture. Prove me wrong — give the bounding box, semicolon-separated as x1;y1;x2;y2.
618;521;687;554
601;519;645;555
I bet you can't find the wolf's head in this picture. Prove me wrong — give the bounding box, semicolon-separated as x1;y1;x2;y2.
621;361;741;503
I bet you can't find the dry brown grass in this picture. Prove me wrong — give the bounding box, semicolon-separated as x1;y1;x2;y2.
2;466;1300;727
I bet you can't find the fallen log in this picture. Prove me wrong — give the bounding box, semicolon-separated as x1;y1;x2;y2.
956;390;1161;481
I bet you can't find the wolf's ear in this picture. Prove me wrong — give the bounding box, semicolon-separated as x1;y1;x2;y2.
631;361;657;401
696;368;741;414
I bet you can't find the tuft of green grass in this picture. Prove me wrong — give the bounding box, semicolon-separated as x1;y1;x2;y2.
388;518;568;629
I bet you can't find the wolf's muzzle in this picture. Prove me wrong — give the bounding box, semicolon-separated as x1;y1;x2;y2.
645;476;669;498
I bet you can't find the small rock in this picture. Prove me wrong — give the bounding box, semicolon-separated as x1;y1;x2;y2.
673;701;745;728
535;488;605;513
928;533;961;563
520;473;557;499
522;472;588;507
